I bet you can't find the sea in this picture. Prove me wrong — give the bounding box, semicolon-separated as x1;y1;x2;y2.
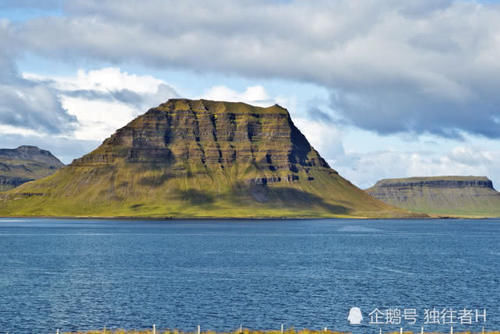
0;218;499;334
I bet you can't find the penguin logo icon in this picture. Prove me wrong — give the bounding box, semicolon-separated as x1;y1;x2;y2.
348;307;363;325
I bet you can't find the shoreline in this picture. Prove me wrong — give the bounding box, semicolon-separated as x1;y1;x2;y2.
57;328;499;334
0;215;498;221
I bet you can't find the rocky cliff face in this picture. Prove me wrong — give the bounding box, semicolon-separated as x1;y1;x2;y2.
0;99;410;218
371;177;494;189
73;99;329;182
367;176;500;217
0;146;64;191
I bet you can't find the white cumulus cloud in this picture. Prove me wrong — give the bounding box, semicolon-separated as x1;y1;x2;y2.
202;85;273;107
23;67;179;141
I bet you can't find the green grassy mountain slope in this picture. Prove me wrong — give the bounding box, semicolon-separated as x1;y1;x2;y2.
0;99;412;218
367;176;500;217
0;146;64;191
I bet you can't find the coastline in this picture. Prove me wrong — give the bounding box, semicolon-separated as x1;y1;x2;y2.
2;214;498;220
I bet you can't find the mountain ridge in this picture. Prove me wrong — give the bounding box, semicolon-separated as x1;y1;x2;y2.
367;176;500;217
0;146;64;191
0;99;414;218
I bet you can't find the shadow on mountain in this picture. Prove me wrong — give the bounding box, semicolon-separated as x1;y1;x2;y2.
178;189;216;206
234;183;350;215
138;173;174;187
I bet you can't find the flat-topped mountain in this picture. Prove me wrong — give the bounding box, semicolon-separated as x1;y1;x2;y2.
367;176;500;217
0;99;411;218
0;146;64;191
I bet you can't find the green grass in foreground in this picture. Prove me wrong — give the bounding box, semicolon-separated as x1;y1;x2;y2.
65;329;344;334
63;329;500;334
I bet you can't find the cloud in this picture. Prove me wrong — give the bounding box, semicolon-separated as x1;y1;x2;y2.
294;118;345;160
25;67;179;110
307;107;333;123
0;83;76;134
290;117;500;190
0;61;178;158
62;97;144;141
292;114;500;189
24;67;179;141
448;146;495;166
330;146;500;190
0;21;76;136
9;0;500;138
201;85;275;107
37;67;166;94
3;1;500;188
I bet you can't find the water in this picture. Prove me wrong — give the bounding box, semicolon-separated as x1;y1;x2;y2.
0;218;499;334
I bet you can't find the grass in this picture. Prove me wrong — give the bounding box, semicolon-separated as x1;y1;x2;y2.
0;163;412;219
64;329;347;334
367;178;500;218
62;329;500;334
0;154;63;192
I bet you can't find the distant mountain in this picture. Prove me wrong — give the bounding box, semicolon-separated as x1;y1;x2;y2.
0;99;412;218
0;146;64;191
367;176;500;217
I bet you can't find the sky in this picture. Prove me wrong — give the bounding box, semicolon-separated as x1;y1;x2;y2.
1;0;500;189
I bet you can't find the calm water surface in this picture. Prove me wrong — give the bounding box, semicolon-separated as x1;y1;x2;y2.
0;219;499;334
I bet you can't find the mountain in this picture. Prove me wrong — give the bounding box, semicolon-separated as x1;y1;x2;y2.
0;146;64;192
367;176;500;217
0;99;412;218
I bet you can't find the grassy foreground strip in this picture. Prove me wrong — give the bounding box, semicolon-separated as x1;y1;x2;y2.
64;330;345;334
62;330;500;334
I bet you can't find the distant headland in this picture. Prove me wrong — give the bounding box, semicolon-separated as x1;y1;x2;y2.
367;176;500;218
